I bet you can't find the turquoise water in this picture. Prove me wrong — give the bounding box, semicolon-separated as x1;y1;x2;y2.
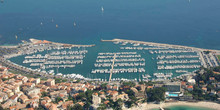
152;106;214;110
9;42;201;80
168;94;179;97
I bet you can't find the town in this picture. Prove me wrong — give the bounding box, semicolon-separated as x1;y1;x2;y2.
0;39;220;110
0;63;220;110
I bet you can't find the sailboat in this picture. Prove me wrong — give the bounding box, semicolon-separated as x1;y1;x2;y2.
188;0;191;3
73;22;76;27
56;24;58;28
40;22;43;25
101;6;104;12
15;35;18;40
52;18;54;22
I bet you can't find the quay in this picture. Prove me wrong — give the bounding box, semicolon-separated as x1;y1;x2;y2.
109;53;116;83
0;45;19;48
101;39;220;52
30;38;95;47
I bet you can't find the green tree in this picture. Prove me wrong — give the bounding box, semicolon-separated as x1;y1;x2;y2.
41;91;49;97
113;99;123;110
125;100;133;108
191;85;204;100
55;97;63;103
68;104;83;110
122;81;136;87
83;101;91;110
97;104;107;110
100;83;108;89
146;87;166;102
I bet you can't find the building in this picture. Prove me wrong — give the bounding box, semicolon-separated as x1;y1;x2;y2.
164;82;182;99
187;85;193;91
46;79;55;86
92;93;101;105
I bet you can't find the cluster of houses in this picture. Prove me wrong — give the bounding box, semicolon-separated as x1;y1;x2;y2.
0;65;88;110
0;64;143;110
0;64;220;110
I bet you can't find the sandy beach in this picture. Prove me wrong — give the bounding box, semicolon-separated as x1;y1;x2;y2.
126;101;220;110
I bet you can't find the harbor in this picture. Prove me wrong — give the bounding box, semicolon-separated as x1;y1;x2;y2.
0;38;218;81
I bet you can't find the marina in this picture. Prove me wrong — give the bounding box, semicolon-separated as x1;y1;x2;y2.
2;38;219;81
92;52;146;74
22;47;88;70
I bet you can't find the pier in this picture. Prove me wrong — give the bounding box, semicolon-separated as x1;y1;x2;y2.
92;51;146;74
109;53;116;83
30;38;95;47
101;39;217;51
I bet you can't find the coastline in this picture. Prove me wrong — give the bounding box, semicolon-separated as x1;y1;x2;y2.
126;101;220;110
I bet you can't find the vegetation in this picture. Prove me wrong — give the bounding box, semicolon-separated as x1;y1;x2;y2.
68;104;83;110
192;67;220;101
55;78;67;83
124;89;137;107
197;67;220;83
217;55;220;60
146;87;166;102
122;81;136;87
100;83;108;89
203;51;211;54
0;68;4;71
41;91;49;97
191;85;218;101
72;90;94;109
97;104;107;110
138;81;154;86
1;76;16;81
55;97;63;103
107;99;123;110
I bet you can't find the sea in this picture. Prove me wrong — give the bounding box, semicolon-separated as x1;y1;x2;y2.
1;0;220;80
152;105;214;110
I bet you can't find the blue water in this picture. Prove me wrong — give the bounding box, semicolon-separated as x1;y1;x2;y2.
1;0;220;79
0;0;220;49
152;105;214;110
169;93;179;97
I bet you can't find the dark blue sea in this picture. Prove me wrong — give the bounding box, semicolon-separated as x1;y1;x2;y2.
1;0;220;79
0;0;220;49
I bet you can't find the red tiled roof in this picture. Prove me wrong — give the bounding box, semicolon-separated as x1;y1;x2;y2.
93;93;98;96
187;85;193;89
147;86;153;89
104;101;109;104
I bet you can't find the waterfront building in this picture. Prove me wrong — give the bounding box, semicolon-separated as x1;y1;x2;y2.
164;82;182;99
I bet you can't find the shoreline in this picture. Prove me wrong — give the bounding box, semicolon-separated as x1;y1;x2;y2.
126;101;220;110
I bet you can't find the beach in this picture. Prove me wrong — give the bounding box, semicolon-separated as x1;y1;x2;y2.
126;101;220;110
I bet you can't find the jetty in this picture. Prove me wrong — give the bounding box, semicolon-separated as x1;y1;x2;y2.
92;51;146;74
109;53;116;83
30;38;95;47
101;39;220;52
